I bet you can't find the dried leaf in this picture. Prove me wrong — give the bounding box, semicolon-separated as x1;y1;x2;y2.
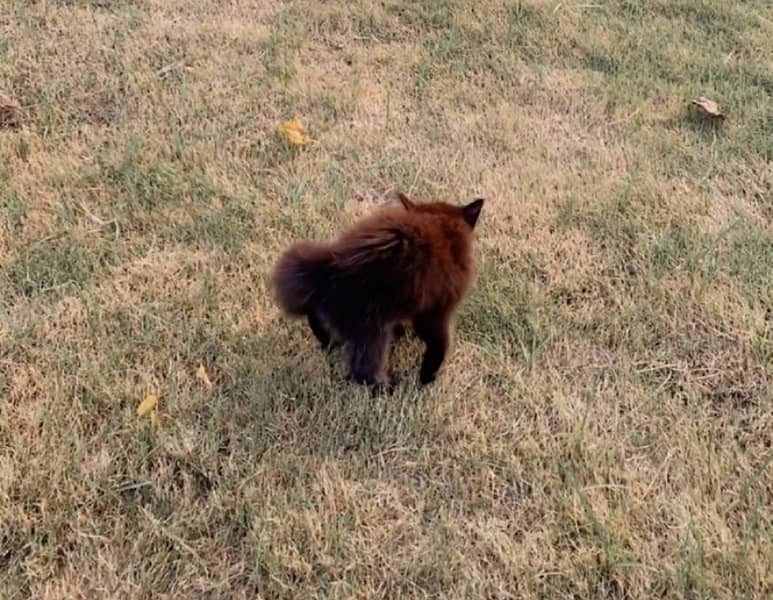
137;394;158;416
278;119;303;133
150;410;160;431
691;96;724;119
157;59;189;78
0;91;21;127
196;364;212;387
278;119;312;146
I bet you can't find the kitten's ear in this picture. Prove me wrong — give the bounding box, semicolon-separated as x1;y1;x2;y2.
396;191;416;210
462;198;484;228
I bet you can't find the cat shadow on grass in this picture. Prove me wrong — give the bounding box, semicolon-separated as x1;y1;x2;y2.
214;317;438;459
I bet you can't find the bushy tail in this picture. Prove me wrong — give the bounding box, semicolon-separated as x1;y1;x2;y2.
272;242;331;316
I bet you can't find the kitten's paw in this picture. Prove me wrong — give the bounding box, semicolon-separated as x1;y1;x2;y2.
369;372;402;396
419;370;437;385
321;339;342;352
386;371;402;389
348;371;401;395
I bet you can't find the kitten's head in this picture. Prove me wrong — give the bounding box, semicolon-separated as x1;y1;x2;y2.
396;191;484;230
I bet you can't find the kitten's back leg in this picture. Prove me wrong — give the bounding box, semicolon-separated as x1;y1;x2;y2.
413;310;450;384
348;324;392;388
308;310;336;351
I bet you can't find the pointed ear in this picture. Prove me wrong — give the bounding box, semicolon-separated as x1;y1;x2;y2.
462;198;484;228
396;191;416;210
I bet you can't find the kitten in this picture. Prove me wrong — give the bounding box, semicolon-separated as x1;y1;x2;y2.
273;192;483;388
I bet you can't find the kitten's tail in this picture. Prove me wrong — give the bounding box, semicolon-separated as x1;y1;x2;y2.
272;242;331;316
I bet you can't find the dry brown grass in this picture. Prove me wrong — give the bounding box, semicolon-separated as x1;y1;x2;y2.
1;1;772;598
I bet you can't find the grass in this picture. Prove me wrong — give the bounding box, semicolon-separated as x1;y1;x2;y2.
1;0;771;597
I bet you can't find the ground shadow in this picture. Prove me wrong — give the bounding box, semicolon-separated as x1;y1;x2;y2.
660;107;726;139
211;317;439;459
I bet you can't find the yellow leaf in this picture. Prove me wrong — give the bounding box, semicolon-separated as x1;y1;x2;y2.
196;364;212;387
137;394;158;416
286;129;312;145
279;118;304;133
278;119;312;146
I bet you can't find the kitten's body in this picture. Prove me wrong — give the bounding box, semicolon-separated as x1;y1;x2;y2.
272;193;483;387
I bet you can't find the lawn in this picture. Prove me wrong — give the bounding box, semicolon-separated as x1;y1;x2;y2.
1;1;771;598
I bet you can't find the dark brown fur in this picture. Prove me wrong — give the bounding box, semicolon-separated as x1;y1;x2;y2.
272;192;484;388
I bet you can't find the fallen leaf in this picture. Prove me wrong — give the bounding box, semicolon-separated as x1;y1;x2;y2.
278;119;312;146
137;394;158;416
691;96;724;119
157;59;189;78
150;410;160;431
196;364;212;387
0;91;21;127
113;480;153;493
